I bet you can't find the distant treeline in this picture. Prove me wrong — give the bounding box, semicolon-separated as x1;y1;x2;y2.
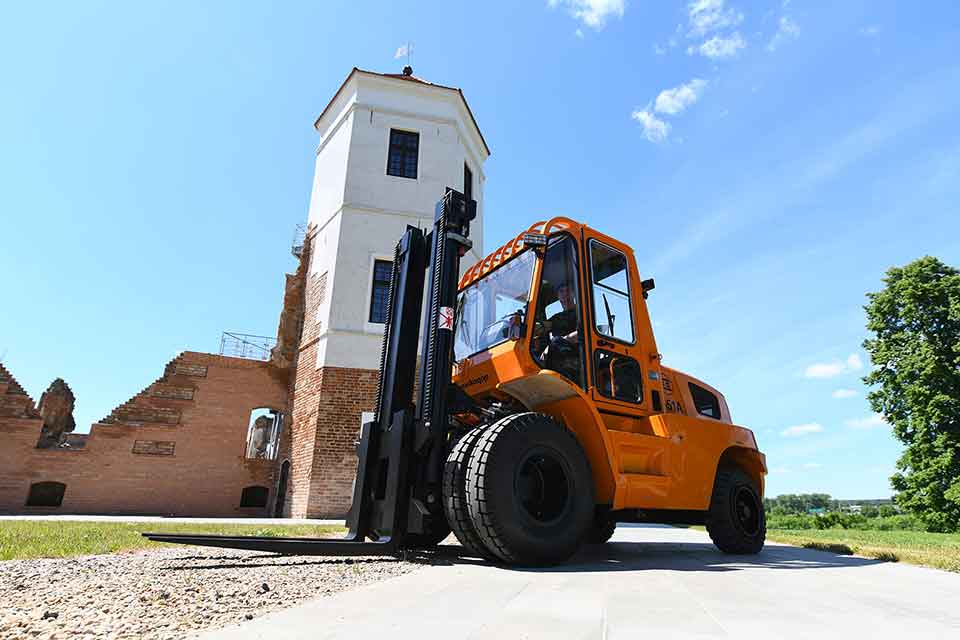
765;493;896;516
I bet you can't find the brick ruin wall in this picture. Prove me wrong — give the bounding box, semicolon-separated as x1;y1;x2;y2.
282;227;380;518
0;353;290;517
0;223;385;519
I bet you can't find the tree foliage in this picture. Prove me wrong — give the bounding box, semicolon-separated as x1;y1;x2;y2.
764;493;833;514
863;256;960;532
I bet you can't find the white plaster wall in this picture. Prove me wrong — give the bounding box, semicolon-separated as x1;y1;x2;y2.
307;100;355;230
308;213;342;370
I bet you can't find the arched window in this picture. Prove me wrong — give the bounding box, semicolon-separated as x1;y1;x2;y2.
26;481;66;507
240;485;269;508
245;408;283;460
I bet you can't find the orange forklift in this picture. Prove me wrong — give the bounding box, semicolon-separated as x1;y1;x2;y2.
147;188;766;566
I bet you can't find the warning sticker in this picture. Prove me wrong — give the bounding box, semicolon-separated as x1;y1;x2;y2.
439;306;455;331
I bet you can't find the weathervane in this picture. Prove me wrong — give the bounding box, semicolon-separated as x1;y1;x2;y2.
394;41;414;70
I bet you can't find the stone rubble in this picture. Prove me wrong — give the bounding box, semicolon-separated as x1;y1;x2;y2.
0;547;420;639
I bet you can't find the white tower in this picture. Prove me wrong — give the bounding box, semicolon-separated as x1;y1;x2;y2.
287;67;489;517
307;66;489;371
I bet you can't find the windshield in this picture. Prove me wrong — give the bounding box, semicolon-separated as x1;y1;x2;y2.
454;250;537;361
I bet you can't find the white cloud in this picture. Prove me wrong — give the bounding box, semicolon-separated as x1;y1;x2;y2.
575;28;585;39
654;43;668;55
804;353;864;378
860;24;882;37
690;32;746;59
832;388;858;399
549;0;625;30
631;109;671;143
845;414;888;429
804;361;845;378
654;79;707;115
802;462;823;469
767;15;800;51
687;0;743;38
781;422;824;438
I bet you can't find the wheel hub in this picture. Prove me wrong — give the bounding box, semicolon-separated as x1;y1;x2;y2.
733;486;761;536
517;451;570;524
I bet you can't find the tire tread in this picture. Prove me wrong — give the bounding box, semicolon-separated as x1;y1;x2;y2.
465;412;592;565
442;427;495;559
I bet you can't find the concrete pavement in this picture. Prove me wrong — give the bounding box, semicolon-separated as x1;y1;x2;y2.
197;524;960;639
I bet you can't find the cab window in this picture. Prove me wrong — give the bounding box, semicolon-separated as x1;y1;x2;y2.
531;236;585;388
590;241;634;343
595;350;643;403
689;382;721;419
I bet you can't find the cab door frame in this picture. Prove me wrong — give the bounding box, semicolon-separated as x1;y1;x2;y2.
577;229;655;417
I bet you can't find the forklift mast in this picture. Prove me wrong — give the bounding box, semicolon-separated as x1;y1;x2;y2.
349;187;475;542
143;189;475;556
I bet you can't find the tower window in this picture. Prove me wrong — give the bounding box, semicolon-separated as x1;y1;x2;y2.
369;260;393;323
464;163;473;202
387;129;419;179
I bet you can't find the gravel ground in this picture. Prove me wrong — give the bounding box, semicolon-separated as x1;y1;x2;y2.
0;547;422;639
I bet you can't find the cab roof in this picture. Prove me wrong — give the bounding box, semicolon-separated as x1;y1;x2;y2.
459;217;582;290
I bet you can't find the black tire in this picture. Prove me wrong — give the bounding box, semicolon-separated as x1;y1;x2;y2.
706;466;766;554
465;412;595;566
586;517;616;544
442;427;497;560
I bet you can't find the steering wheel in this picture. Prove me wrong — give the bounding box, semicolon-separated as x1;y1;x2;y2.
542;333;577;373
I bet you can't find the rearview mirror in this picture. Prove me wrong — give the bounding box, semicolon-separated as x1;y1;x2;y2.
641;278;656;299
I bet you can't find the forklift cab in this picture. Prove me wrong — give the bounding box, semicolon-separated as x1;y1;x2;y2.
454;218;663;424
531;228;659;418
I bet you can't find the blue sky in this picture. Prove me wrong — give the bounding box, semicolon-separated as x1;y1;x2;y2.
1;1;957;499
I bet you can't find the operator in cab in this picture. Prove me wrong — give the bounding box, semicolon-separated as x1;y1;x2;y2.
539;281;582;383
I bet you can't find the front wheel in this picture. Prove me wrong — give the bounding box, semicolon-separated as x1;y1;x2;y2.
706;466;766;554
465;412;595;566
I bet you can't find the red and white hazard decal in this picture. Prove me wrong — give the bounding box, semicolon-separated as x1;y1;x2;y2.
439;306;455;331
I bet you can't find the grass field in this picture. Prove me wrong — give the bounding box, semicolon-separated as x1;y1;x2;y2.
0;521;346;561
766;528;960;573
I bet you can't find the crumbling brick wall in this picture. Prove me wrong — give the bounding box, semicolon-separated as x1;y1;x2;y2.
282;227;381;518
0;353;289;516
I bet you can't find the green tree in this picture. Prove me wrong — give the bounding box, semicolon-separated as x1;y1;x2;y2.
863;256;960;533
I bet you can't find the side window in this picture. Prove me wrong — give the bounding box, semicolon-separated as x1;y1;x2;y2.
464;163;473;202
368;260;393;323
590;241;634;343
386;129;419;179
689;382;721;419
530;236;585;388
595;351;643;403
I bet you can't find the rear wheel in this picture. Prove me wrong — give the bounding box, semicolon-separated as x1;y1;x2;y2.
465;412;594;566
442;427;497;560
706;466;766;554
